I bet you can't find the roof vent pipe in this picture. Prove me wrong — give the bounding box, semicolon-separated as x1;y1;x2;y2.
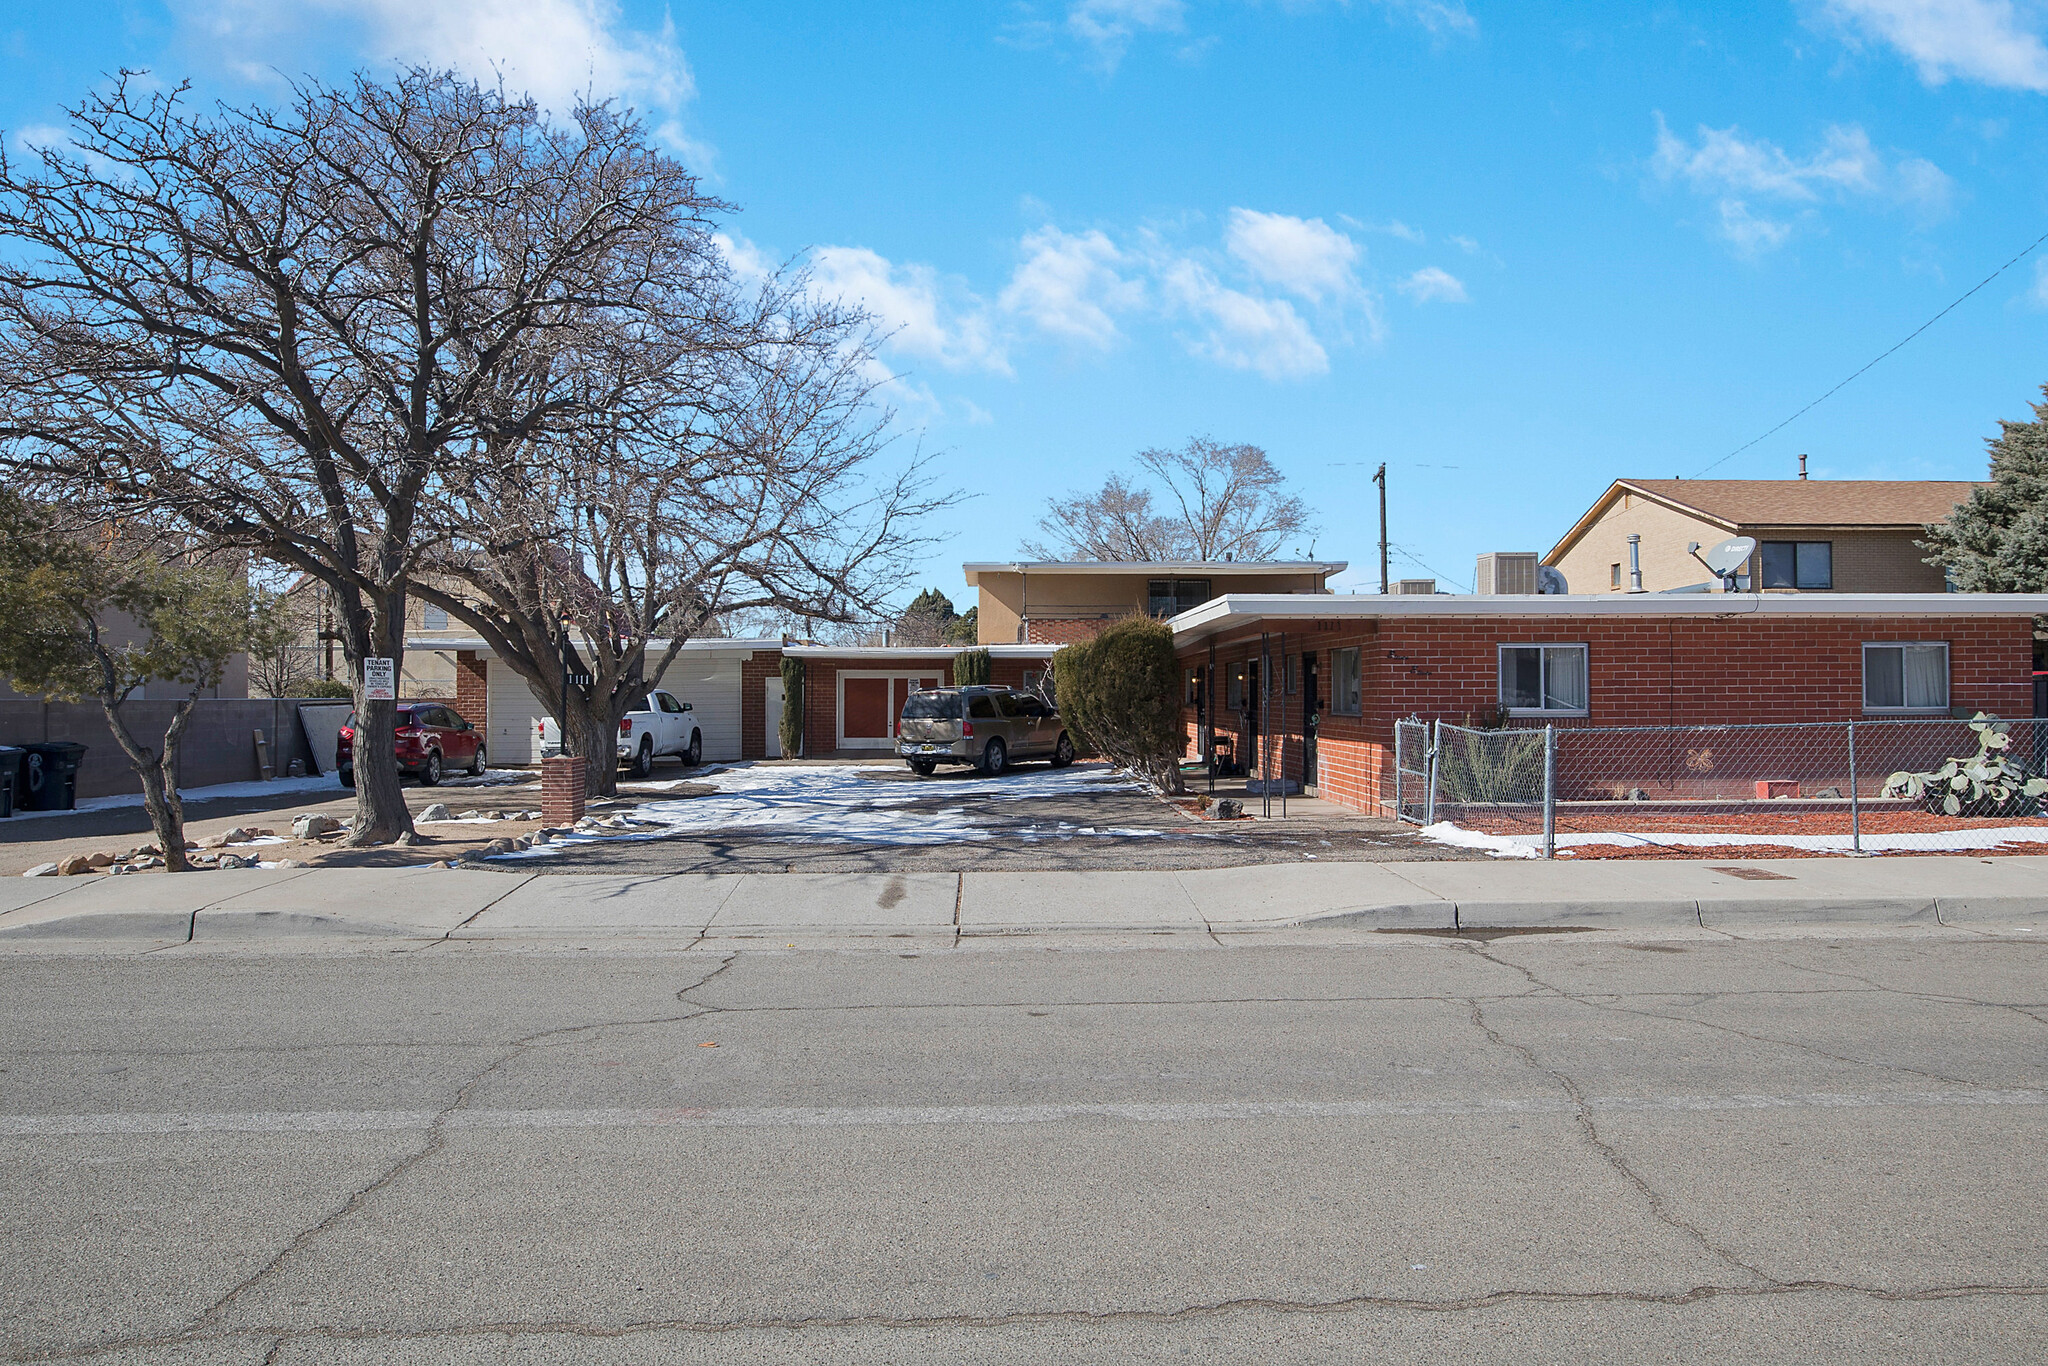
1627;534;1645;594
1798;453;1808;480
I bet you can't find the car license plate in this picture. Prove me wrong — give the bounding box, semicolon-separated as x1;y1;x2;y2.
918;745;940;754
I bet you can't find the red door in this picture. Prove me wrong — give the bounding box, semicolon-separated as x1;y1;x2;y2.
843;678;891;740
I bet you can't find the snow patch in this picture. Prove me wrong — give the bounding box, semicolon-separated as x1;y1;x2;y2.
1421;821;2048;857
1;774;347;822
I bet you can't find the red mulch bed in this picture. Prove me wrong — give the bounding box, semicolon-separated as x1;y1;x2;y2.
1449;806;2048;860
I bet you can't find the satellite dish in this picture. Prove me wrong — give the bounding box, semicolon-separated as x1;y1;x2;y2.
1701;537;1757;577
1537;565;1569;595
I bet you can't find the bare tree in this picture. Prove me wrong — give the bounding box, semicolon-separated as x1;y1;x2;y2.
0;70;719;841
1025;437;1315;562
414;265;951;795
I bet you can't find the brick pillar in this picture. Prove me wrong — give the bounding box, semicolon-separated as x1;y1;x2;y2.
453;651;489;728
541;755;586;827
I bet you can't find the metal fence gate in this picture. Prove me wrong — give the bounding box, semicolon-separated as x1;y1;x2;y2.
1393;718;1431;825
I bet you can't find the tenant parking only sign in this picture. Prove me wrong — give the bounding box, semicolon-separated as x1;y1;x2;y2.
363;657;396;701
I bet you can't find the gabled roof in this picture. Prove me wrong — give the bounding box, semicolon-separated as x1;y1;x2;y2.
1546;479;1983;564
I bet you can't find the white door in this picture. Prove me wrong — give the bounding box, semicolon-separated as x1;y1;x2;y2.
764;678;784;758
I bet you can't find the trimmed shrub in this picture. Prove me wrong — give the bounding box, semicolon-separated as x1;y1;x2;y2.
1051;617;1184;791
778;655;805;758
954;647;992;687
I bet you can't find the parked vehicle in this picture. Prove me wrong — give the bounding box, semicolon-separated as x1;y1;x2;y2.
898;685;1075;777
537;689;702;778
336;703;485;789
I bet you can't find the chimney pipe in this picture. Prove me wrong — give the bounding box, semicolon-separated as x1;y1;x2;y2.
1798;453;1808;480
1627;533;1645;593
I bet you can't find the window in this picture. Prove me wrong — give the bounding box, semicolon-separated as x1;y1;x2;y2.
996;693;1025;718
1148;578;1212;619
1284;653;1298;695
1226;662;1245;710
1183;668;1201;705
1760;541;1833;590
422;605;449;629
655;692;684;714
1330;647;1362;716
1499;645;1589;715
968;694;999;719
1609;563;1622;590
902;692;961;720
1864;643;1948;712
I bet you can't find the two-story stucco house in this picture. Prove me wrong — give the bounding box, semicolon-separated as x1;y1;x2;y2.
962;560;1346;644
1546;479;1982;595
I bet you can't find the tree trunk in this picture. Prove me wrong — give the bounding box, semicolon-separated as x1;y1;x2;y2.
342;591;416;845
99;694;194;873
564;688;618;798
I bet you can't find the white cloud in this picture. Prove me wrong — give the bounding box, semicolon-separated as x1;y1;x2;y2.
999;227;1144;346
1651;113;1953;253
1396;266;1469;303
1067;0;1186;70
1819;0;2048;91
810;246;1009;375
1224;208;1362;303
178;0;703;154
713;231;777;287
1159;260;1328;378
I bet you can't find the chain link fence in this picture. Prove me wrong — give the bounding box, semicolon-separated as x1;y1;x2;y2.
1393;718;1432;825
1396;715;2048;859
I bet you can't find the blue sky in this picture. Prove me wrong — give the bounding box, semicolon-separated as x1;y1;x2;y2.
7;2;2048;607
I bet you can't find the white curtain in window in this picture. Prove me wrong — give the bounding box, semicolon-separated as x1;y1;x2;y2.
1902;645;1947;710
1543;646;1587;711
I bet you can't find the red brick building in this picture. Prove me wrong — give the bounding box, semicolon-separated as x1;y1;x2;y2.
770;645;1056;757
1171;593;2048;817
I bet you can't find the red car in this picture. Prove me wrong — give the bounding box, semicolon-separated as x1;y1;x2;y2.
336;704;486;788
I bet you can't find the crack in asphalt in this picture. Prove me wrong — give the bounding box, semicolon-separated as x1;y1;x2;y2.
1457;992;1778;1288
20;1278;2048;1362
182;958;739;1341
1466;942;2002;1092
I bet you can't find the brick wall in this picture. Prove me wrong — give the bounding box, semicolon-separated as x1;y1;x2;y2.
452;651;489;728
740;650;783;759
1182;614;2039;817
1023;617;1121;645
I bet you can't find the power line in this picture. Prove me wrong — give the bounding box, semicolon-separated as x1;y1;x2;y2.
1693;225;2048;478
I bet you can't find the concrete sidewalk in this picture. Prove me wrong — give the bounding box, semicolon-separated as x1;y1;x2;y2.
2;855;2043;944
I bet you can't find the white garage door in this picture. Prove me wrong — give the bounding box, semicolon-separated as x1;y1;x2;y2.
485;661;546;765
652;650;746;762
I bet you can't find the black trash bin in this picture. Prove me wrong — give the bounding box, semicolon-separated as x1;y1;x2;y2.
0;746;22;819
20;741;88;812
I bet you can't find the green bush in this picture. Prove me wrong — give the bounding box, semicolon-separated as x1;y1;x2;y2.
778;656;805;758
1051;617;1184;790
953;647;992;687
295;679;355;699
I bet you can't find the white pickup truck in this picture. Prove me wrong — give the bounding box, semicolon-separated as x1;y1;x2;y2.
537;689;703;777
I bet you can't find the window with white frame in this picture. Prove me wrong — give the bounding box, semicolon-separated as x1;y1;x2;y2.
1330;646;1362;716
1499;644;1588;715
1863;642;1948;712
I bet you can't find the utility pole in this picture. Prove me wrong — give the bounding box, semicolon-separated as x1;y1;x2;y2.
1372;463;1389;595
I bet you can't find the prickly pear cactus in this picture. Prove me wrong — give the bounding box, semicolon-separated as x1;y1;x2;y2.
1883;714;2048;818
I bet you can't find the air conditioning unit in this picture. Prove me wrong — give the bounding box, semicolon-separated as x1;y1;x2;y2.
1475;552;1540;595
1394;578;1437;595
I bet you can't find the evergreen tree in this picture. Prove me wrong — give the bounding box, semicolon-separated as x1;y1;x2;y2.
1922;385;2048;592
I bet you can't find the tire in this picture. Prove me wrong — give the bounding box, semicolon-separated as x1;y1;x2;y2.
469;744;487;777
1050;732;1075;768
420;751;443;787
632;738;654;779
908;760;937;777
685;730;702;766
979;737;1007;777
338;766;355;789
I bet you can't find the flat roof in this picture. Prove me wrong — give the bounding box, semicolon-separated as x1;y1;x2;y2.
780;644;1056;660
963;559;1345;585
404;637;783;656
1170;592;2048;646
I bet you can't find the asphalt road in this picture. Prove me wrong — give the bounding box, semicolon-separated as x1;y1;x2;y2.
5;927;2046;1362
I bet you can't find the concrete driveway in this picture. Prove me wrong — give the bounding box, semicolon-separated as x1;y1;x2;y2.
512;760;1464;874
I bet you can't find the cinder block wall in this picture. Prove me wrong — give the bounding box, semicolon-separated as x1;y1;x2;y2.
0;698;324;800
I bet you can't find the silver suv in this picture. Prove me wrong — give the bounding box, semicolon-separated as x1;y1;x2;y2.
898;686;1076;777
